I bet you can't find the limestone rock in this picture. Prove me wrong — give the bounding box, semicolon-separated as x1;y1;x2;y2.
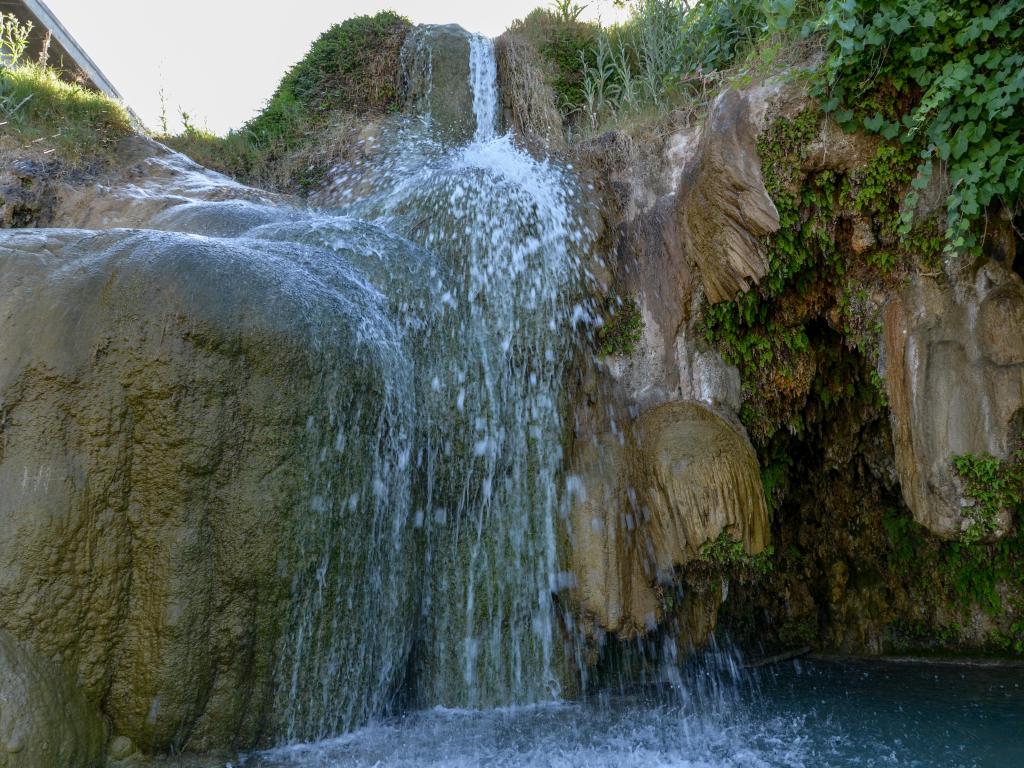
568;401;769;640
675;90;779;304
882;263;1024;538
0;224;412;751
401;25;476;143
0;630;105;768
635;401;770;577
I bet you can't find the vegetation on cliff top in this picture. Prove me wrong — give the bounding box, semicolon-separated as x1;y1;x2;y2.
162;11;411;190
0;13;133;163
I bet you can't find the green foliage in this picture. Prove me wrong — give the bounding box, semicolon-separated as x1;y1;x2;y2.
760;445;793;514
703;105;940;441
815;0;1024;257
0;62;133;161
161;12;409;189
246;12;409;150
0;12;31;63
552;0;589;22
699;530;775;576
596;295;644;356
511;8;600;118
580;0;769;128
951;450;1024;545
883;502;1024;652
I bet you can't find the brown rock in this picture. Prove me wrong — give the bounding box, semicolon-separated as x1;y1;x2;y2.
567;401;769;641
0;630;106;768
675;90;779;304
882;264;1024;538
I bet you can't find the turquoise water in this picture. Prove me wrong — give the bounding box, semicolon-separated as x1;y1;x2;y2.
243;658;1024;768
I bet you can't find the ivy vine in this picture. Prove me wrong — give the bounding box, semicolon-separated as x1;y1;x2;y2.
815;0;1024;256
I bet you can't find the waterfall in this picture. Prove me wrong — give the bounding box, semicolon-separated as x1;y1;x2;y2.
275;26;594;739
469;35;498;141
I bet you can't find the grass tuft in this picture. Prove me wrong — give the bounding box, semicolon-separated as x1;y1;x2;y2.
0;62;133;163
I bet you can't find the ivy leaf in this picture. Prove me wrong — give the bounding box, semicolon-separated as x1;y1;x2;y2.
890;16;911;34
835;108;854;124
910;45;931;62
864;112;886;133
920;10;937;27
881;122;900;140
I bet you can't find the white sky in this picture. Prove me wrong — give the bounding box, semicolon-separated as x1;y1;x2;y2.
46;1;629;135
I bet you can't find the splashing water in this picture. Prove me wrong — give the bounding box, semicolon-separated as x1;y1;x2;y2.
266;26;596;738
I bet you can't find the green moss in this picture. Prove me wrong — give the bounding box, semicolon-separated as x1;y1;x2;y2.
0;63;133;162
698;530;774;577
596;295;643;356
882;499;1024;653
702;104;946;443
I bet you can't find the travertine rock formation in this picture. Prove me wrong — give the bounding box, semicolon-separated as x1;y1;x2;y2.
883;263;1024;538
568;402;769;640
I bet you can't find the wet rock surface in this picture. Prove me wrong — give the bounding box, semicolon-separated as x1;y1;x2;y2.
0;221;398;751
0;630;106;768
568;401;769;641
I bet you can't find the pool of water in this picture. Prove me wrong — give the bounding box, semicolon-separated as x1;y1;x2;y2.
239;658;1024;768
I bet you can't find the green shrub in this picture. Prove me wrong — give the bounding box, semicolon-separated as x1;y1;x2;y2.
815;0;1024;257
160;12;410;189
508;8;600;119
246;11;410;150
699;530;774;576
578;0;775;129
1;12;31;62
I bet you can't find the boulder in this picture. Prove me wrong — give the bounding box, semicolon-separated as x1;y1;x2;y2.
0;223;418;751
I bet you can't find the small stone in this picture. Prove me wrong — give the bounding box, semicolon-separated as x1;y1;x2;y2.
850;217;875;255
108;735;136;760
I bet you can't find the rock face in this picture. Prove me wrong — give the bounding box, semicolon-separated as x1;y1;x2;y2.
883;263;1024;538
0;630;106;768
0;219;410;751
401;25;476;143
564;88;778;653
674;90;779;304
568;402;769;641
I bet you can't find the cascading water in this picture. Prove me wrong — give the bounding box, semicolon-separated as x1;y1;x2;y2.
269;26;595;738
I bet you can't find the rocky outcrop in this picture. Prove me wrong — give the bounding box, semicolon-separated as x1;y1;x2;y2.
495;33;565;150
883;263;1024;538
568;401;769;641
675;90;779;304
0;630;106;768
0;212;416;751
401;25;476;143
564;88;778;652
0;160;58;229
